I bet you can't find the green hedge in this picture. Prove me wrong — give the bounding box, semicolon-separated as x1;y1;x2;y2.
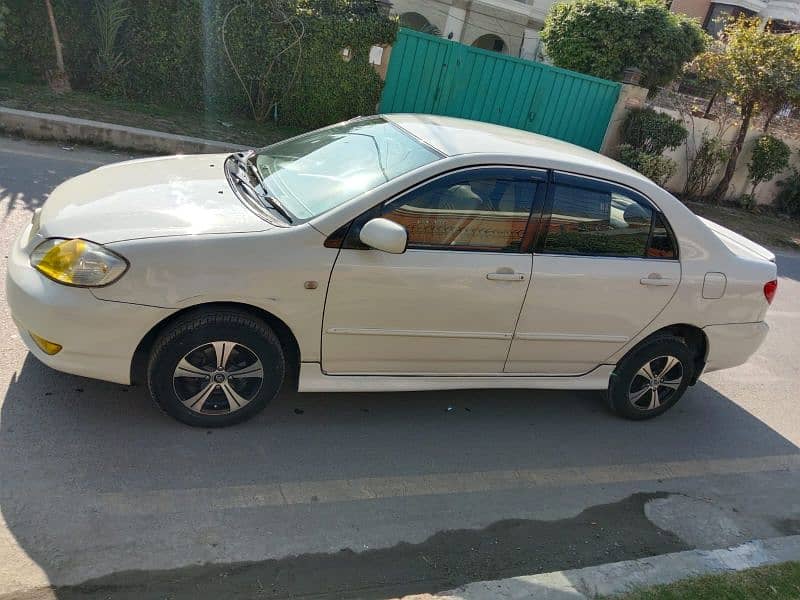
1;0;95;86
281;16;394;129
0;0;396;129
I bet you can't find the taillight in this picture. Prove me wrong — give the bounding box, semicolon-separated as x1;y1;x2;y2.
764;279;778;304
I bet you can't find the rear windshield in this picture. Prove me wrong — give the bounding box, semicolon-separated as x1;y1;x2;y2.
254;117;442;221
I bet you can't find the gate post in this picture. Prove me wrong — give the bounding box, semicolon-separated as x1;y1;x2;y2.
600;83;649;156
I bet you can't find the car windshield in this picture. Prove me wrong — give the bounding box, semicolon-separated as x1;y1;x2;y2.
254;117;442;221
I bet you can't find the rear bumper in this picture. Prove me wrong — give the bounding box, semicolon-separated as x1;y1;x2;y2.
703;321;769;373
6;225;171;384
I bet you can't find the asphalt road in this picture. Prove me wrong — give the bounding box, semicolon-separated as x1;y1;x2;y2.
1;137;799;600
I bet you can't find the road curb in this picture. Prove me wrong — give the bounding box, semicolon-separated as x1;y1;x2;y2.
398;535;800;599
0;106;249;155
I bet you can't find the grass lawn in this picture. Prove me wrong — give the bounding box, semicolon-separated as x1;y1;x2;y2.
612;561;800;599
0;79;301;148
686;200;800;252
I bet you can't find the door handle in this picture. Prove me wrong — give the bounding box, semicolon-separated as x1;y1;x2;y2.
640;276;674;287
487;272;526;281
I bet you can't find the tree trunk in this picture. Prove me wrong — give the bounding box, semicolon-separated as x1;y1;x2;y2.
44;0;71;93
710;101;753;203
763;108;777;133
703;90;717;119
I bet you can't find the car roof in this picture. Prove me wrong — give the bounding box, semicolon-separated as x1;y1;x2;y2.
384;113;646;181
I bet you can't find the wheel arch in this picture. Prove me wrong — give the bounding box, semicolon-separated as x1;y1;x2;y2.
628;323;708;385
130;302;301;388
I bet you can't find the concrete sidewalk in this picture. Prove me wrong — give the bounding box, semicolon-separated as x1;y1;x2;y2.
0;106;248;154
400;535;800;599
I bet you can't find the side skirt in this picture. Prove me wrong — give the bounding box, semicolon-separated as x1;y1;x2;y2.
297;364;614;393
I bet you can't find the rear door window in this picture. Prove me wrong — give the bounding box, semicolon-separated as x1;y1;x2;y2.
541;175;677;259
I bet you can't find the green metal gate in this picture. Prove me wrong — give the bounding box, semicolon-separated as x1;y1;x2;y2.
380;29;622;152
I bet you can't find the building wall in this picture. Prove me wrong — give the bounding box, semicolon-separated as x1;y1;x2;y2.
391;0;799;54
654;108;798;204
669;0;712;21
600;84;650;155
392;0;451;32
669;0;800;29
460;4;530;55
390;0;545;59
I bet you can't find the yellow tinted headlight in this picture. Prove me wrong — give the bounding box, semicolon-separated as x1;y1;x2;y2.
30;238;128;287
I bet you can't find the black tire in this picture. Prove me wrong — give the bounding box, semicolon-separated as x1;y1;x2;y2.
607;335;693;420
147;309;285;427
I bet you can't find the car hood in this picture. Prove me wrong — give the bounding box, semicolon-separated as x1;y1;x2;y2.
37;154;272;244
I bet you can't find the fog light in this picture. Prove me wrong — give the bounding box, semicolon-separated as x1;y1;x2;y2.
29;332;62;355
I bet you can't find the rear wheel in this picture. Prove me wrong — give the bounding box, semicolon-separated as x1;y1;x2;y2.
608;336;693;420
147;309;285;427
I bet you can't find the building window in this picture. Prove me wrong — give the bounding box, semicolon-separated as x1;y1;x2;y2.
472;34;507;54
399;12;441;36
704;3;756;38
767;19;800;33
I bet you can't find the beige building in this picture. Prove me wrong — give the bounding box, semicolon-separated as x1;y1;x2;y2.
670;0;800;34
390;0;800;66
389;0;549;59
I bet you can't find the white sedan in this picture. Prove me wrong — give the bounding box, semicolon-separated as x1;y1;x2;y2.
6;115;777;426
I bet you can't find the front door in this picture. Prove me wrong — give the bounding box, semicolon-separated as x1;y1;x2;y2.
506;173;681;374
323;167;546;374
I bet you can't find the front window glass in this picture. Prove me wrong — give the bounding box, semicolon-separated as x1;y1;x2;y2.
254;117;441;221
381;174;537;252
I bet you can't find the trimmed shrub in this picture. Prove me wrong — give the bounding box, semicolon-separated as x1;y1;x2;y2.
776;164;800;217
685;133;729;200
541;0;708;88
618;144;677;186
621;107;688;155
748;134;790;195
617;108;685;186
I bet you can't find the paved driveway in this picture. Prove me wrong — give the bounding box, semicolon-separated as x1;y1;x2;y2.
1;137;799;599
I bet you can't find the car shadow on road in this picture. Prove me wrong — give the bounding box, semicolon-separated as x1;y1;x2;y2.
1;354;798;599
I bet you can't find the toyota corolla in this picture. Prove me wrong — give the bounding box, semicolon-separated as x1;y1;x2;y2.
6;115;777;426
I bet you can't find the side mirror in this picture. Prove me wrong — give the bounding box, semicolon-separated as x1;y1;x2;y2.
359;218;408;254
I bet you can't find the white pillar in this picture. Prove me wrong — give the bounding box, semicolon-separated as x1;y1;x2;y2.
520;27;541;61
444;6;467;42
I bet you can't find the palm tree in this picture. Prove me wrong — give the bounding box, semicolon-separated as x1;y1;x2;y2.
44;0;71;92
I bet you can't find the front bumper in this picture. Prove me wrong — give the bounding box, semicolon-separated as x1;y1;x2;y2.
703;321;769;373
6;225;172;385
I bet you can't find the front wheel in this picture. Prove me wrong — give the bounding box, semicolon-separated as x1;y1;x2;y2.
147;309;285;427
607;336;693;420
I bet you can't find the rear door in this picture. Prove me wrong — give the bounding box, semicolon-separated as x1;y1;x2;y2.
506;172;680;374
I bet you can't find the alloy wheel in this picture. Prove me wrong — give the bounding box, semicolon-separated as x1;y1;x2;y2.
172;341;264;415
627;355;684;412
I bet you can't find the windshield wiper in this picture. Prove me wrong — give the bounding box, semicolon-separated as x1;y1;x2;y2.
228;150;294;224
235;150;292;223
